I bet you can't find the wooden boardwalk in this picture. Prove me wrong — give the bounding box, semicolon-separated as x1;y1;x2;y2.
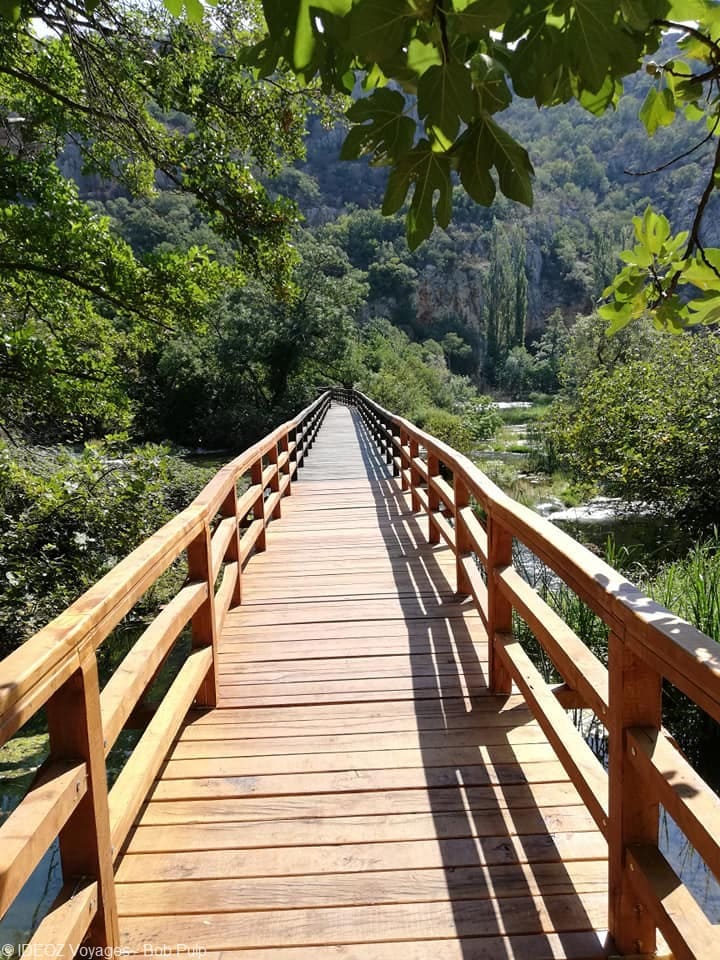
115;404;610;959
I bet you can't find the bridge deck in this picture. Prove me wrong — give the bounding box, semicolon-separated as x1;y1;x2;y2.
115;404;610;959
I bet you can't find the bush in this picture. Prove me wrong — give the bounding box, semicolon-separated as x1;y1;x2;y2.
541;331;720;524
0;439;215;657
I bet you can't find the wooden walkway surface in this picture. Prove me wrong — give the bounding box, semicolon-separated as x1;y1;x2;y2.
115;404;611;959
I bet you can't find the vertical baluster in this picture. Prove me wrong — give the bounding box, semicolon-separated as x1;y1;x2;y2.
279;431;292;499
268;441;281;520
400;428;410;492
453;473;471;596
384;417;393;467
409;437;420;513
187;522;219;705
427;452;440;545
487;515;513;694
221;484;242;607
251;458;267;552
46;654;119;947
608;630;661;957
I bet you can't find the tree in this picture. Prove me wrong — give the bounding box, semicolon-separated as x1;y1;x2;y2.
543;331;720;523
248;0;720;330
0;0;337;440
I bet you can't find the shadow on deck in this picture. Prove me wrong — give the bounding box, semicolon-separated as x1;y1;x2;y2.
114;404;610;960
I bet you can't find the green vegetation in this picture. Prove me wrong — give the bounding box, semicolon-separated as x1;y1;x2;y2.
542;327;720;525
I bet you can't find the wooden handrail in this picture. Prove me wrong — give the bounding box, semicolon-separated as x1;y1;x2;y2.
347;386;720;959
0;390;331;950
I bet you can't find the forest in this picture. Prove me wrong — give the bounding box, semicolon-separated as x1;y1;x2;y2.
3;0;720;950
3;1;720;665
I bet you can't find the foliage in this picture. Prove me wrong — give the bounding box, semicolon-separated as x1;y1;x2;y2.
542;331;720;523
243;1;720;330
0;439;215;656
136;231;367;447
640;533;720;780
349;318;500;453
0;0;319;278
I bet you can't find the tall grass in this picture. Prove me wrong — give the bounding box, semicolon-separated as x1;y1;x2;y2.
513;531;720;781
640;533;720;780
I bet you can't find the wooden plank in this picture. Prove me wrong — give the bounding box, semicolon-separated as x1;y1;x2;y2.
125;806;599;854
116;860;608;916
214;560;239;635
0;761;87;916
627;726;720;885
460;505;488;564
108;646;213;856
236;483;263;519
147;760;572;802
101;582;206;753
184;695;527;725
216;654;485;682
160;742;560;780
171;725;549;756
25;879;98;959
497;635;609;836
117;931;612;960
139;781;588;826
116;829;607;883
210;516;238;579
119;892;609;951
239;518;265;565
179;707;533;739
47;654;119;946
627;844;717;960
498;565;609;719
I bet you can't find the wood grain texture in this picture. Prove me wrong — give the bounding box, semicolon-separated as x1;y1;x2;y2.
114;404;610;959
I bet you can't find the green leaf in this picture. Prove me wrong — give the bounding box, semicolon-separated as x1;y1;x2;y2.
406;37;443;75
682;250;720;292
417;60;473;139
0;0;21;20
683;291;720;325
348;0;413;63
471;55;512;114
633;206;671;255
382;140;452;249
568;0;617;91
449;0;511;36
599;298;636;333
452;115;534;207
183;0;205;22
578;75;621;116
341;88;415;165
639;86;676;136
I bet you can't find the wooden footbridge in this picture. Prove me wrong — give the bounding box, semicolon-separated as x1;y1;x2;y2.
2;391;720;959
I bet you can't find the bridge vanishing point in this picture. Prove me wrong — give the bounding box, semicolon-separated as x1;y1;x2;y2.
1;390;720;960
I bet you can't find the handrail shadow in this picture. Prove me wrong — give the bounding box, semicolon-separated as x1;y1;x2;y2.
346;403;608;959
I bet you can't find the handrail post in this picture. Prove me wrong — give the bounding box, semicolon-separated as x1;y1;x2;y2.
427;453;440;545
409;437;420;513
384;416;393;467
222;485;242;606
454;474;471;596
608;629;661;956
187;522;219;705
487;515;513;694
268;441;282;519
400;428;410;492
279;431;292;497
46;654;119;947
251;458;267;552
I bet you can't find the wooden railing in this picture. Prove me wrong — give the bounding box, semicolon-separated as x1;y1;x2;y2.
0;391;330;952
348;387;720;960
